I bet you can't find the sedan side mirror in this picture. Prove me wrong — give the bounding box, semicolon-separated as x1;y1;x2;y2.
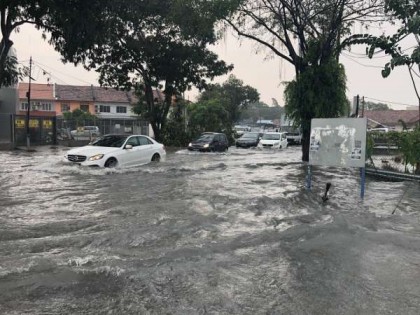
125;144;133;150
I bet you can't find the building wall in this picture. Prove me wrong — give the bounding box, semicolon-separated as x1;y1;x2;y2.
16;98;56;117
95;102;134;119
0;87;18;114
55;101;95;116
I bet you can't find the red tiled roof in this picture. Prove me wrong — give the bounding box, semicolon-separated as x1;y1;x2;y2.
91;86;133;103
18;83;167;104
364;110;419;127
18;83;53;100
55;84;95;102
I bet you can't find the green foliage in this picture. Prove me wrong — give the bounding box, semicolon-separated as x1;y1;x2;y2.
386;129;420;173
0;0;118;87
77;1;236;142
241;102;283;123
187;99;232;141
161;101;191;147
198;75;260;123
63;109;96;126
229;0;382;161
344;0;420;78
0;55;28;87
284;58;348;132
366;132;375;164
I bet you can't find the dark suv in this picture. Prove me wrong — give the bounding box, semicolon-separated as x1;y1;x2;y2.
188;132;229;152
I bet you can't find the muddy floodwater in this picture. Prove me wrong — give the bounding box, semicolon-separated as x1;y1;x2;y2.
0;146;419;314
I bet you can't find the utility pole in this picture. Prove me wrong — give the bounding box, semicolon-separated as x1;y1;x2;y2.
25;57;33;150
361;96;365;118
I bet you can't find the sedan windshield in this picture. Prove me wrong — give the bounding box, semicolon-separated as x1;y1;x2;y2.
195;134;214;142
90;135;128;147
262;134;280;140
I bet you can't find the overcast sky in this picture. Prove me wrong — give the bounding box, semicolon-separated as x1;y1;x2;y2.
12;24;419;110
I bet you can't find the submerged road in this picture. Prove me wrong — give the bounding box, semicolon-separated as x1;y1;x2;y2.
0;146;419;314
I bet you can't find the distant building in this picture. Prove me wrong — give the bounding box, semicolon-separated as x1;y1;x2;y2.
364;110;419;131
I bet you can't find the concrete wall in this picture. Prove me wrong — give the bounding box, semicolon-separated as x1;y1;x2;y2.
0;87;17;148
0;87;18;114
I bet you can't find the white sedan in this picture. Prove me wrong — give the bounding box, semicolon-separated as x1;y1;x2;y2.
258;132;288;149
64;134;166;167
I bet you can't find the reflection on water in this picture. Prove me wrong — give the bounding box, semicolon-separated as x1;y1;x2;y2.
0;146;419;314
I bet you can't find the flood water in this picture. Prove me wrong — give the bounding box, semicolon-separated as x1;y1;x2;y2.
0;146;419;314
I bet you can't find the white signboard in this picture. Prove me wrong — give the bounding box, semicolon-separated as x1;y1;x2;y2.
309;118;367;168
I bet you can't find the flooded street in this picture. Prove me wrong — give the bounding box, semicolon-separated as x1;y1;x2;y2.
0;146;419;314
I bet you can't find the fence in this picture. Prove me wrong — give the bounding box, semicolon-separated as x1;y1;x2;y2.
0;116;149;148
366;131;420;181
0;114;13;149
13;115;57;146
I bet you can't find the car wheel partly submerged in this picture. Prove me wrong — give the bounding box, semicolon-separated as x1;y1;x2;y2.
104;158;118;168
151;153;160;162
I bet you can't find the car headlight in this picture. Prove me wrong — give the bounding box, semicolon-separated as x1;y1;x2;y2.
203;144;209;148
88;154;104;161
188;142;192;147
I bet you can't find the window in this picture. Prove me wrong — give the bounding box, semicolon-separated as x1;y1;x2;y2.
126;137;140;147
20;102;28;111
116;106;127;113
41;102;52;111
61;103;70;112
32;101;41;110
80;104;89;112
139;136;152;145
99;105;110;113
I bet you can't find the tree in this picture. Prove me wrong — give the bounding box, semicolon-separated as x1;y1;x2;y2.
226;0;384;161
0;0;121;87
187;99;231;139
161;100;191;147
241;101;283;123
344;0;420;127
365;101;390;111
284;58;349;133
77;1;238;142
63;108;96;127
198;75;260;124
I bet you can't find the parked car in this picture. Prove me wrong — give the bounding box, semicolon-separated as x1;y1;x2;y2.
286;129;302;145
258;132;288;149
64;134;166;167
235;132;260;148
188;132;229;152
233;125;251;138
70;126;101;139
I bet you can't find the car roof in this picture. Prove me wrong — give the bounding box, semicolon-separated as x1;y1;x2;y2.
264;132;285;134
202;132;225;135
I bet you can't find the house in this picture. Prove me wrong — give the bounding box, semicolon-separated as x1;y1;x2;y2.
17;83;56;117
364;110;419;131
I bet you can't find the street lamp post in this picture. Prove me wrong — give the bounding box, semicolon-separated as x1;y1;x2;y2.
26;56;32;150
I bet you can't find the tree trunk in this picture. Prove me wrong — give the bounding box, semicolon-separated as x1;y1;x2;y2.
301;124;311;162
150;121;161;142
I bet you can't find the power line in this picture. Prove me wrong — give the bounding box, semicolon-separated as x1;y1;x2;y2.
364;96;417;108
341;53;385;69
19;60;97;85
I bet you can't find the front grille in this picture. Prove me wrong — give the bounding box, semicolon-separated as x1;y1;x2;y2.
67;155;87;162
262;144;273;147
